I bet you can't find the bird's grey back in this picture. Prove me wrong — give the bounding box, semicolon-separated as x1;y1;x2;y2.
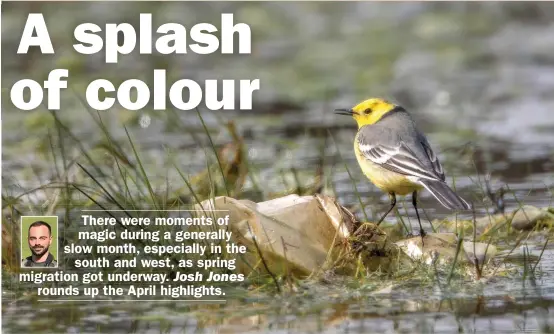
359;108;443;179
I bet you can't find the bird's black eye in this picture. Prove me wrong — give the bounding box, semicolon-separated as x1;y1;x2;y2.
364;108;372;115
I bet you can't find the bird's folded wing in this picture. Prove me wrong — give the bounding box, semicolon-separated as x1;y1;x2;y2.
358;141;444;181
419;138;446;181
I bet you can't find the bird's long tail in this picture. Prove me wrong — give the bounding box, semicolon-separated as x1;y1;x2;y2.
419;179;471;210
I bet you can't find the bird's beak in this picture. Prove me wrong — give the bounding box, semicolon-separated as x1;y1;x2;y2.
334;108;357;116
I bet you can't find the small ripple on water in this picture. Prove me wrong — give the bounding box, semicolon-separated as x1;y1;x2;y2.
81;314;110;325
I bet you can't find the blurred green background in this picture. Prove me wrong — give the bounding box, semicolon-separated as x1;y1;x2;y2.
2;2;554;333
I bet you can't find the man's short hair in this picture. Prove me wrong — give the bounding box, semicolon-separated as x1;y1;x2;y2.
28;220;52;236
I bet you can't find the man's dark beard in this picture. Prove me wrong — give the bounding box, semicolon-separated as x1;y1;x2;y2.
31;245;49;258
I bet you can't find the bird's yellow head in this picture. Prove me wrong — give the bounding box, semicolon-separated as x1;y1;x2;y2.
335;98;398;128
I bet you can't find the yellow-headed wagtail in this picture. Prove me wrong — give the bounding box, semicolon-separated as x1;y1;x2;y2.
335;98;471;237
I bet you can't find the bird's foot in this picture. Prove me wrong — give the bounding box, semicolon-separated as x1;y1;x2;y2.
405;230;427;246
405;229;427;238
419;228;427;247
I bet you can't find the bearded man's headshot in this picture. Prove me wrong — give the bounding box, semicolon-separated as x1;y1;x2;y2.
21;217;58;268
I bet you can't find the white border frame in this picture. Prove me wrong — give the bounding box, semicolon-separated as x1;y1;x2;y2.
20;216;59;269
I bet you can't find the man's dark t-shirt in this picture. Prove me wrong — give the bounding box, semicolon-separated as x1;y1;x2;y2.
21;253;57;268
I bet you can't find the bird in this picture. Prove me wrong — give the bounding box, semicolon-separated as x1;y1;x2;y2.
335;97;471;238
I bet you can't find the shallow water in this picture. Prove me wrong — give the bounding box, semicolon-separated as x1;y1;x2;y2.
4;262;554;333
2;2;554;333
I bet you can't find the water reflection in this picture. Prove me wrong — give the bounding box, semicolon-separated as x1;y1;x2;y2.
4;292;552;333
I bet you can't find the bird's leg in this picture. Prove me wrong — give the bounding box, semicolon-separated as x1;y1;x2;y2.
376;192;396;226
412;191;426;245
